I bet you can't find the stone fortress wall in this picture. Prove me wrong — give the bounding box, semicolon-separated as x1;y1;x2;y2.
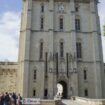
0;62;18;93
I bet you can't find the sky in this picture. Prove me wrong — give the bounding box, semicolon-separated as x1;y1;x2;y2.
0;0;105;62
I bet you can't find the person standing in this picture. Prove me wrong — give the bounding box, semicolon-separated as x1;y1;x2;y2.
12;93;17;105
17;94;22;105
4;92;10;105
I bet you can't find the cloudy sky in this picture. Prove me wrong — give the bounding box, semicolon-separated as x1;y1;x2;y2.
0;0;105;62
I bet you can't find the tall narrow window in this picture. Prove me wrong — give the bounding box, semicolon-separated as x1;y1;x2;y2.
60;42;64;57
84;70;87;80
41;4;44;12
33;89;36;96
76;42;82;58
34;70;36;80
75;7;79;12
84;89;88;97
75;18;80;31
44;89;48;99
59;17;63;30
40;17;44;30
40;41;43;59
75;4;79;12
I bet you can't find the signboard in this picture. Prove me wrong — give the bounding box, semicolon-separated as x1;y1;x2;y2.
22;98;40;105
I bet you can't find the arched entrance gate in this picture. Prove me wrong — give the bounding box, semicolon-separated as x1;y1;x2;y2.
58;81;67;99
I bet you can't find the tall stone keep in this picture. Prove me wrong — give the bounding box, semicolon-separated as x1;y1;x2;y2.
17;0;105;99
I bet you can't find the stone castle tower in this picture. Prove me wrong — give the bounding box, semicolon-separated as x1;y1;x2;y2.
17;0;105;99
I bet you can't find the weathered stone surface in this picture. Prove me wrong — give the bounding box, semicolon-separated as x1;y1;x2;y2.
0;62;18;93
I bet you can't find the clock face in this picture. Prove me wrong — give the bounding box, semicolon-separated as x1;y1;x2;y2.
59;4;64;12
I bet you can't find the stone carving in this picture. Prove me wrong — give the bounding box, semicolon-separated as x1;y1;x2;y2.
54;83;63;100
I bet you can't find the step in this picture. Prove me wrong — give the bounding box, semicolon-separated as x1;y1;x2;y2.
61;99;85;105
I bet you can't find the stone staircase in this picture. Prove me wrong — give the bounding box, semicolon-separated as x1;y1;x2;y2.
61;99;86;105
41;97;105;105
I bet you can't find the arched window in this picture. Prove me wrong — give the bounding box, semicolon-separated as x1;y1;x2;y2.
34;70;37;80
33;88;36;97
44;89;48;99
75;16;80;31
33;67;37;81
59;16;64;30
75;4;79;12
40;16;44;30
84;70;87;80
39;39;44;60
76;42;82;58
75;7;79;12
60;39;64;57
84;89;88;97
41;4;44;13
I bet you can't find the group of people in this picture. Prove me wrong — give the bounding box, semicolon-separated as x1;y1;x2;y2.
0;92;22;105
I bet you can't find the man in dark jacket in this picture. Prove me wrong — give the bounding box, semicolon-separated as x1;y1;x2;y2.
4;92;10;105
12;92;17;105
